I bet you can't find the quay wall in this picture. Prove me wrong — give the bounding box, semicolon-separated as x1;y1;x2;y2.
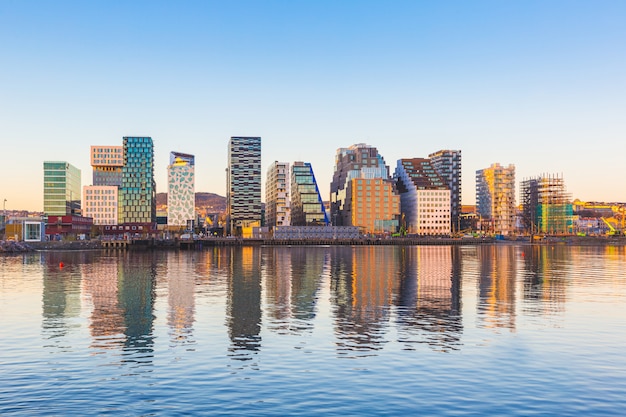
11;235;626;252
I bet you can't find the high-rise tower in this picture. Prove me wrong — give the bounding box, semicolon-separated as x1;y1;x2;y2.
394;158;451;235
43;161;81;216
265;161;291;228
291;162;329;226
119;137;156;228
330;143;393;228
476;163;516;235
167;152;195;227
226;136;262;236
429;150;462;232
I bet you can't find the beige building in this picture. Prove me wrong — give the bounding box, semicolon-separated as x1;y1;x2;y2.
476;163;516;234
83;186;119;226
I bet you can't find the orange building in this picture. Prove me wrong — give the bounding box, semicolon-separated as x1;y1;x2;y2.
346;178;400;234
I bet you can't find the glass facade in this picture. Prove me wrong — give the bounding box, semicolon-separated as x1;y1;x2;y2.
119;137;156;225
43;161;81;216
291;162;329;226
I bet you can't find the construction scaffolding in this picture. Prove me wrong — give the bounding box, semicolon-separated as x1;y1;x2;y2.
520;174;573;235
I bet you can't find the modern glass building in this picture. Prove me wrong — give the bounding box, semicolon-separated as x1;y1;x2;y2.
226;136;262;236
91;146;123;186
330;143;391;227
167;152;195;227
429;150;462;232
118;137;156;227
291;161;329;226
43;161;81;216
476;163;516;235
394;158;451;235
265;161;291;228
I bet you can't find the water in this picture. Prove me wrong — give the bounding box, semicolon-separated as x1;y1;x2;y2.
1;245;625;416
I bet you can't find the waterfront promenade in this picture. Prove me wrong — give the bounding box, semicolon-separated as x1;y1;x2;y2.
2;235;624;252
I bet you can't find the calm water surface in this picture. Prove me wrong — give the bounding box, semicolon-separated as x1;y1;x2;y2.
1;245;625;416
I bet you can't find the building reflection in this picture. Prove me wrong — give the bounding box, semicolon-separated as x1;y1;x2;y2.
331;246;400;355
227;246;262;360
477;245;517;330
263;247;293;327
41;252;91;343
166;252;196;346
395;246;462;351
82;256;125;350
520;245;567;315
262;247;326;334
117;252;157;367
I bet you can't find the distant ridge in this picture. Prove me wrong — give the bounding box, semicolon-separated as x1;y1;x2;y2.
156;192;226;214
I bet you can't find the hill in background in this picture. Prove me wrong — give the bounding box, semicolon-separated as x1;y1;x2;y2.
156;192;226;215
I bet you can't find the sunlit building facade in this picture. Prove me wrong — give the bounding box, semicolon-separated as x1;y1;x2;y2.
91;146;123;186
82;185;119;225
476;163;516;235
226;136;262;236
291;161;329;226
118;137;156;228
43;161;81;216
167;152;195;227
331;143;390;226
394;158;451;235
345;178;400;234
265;161;291;228
429;150;462;232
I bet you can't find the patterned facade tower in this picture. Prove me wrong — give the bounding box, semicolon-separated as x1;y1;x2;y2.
265;161;291;228
227;137;262;236
476;163;516;235
119;137;156;227
394;158;451;235
428;150;462;233
167;152;195;227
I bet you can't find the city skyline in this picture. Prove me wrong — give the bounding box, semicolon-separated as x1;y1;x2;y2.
2;1;625;212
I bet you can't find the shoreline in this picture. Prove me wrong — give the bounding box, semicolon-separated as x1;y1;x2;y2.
2;235;625;252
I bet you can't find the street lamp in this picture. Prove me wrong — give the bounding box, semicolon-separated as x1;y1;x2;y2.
2;199;6;240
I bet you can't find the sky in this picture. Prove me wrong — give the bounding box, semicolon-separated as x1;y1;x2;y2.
1;0;625;212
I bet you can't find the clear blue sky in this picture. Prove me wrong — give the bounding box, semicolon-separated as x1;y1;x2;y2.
1;0;625;211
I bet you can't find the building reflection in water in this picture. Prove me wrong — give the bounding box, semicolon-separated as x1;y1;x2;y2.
395;246;462;352
41;252;91;345
331;246;400;355
520;245;568;316
117;252;157;368
82;255;125;350
262;247;327;335
477;245;517;330
165;252;196;346
227;246;262;361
